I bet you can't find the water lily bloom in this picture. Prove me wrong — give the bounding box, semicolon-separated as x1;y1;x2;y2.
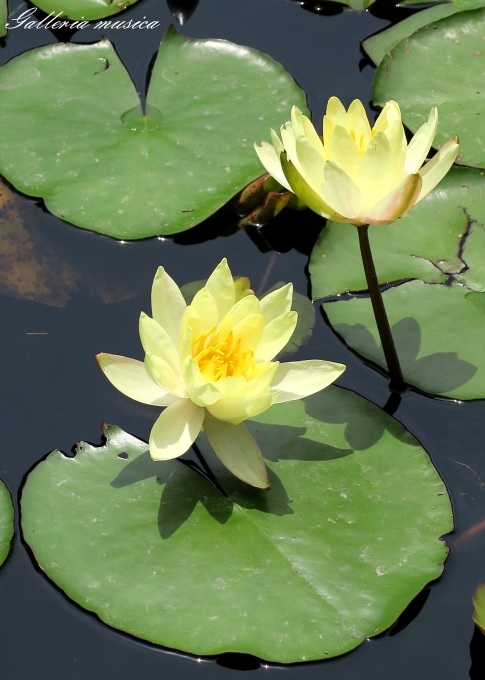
255;98;459;226
97;259;345;489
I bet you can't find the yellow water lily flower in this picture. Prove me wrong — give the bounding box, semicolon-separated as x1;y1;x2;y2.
255;98;459;226
97;259;345;489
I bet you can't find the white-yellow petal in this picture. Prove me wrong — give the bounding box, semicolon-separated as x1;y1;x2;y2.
190;287;219;333
96;353;177;407
208;391;276;425
144;354;186;397
271;360;346;403
254;136;291;191
204;258;235;318
404;107;438;174
139;312;180;370
204;413;270;489
149;399;204;461
345;99;372;144
364;173;422;226
255;311;298;362
150;266;187;346
259;283;293;324
321;161;364;221
416;136;459;203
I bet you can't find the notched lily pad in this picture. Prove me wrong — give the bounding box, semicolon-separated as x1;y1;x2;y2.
0;27;308;239
21;387;452;662
373;8;485;169
0;479;14;567
31;0;140;21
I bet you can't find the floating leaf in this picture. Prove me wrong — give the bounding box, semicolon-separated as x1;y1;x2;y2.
309;167;478;300
373;8;485;169
31;0;140;21
362;4;463;67
0;0;6;38
0;28;308;239
0;480;14;567
473;583;485;634
21;388;452;662
323;280;485;399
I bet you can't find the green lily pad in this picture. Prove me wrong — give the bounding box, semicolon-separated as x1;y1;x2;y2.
473;583;485;634
373;8;485;169
323;280;485;399
309;167;480;300
0;28;307;240
31;0;140;21
21;388;452;662
0;480;14;567
362;4;463;67
0;1;6;38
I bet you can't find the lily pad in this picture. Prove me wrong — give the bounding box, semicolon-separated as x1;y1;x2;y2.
21;388;452;662
0;1;6;38
323;280;485;399
473;583;485;634
0;480;14;567
373;8;485;169
0;28;308;239
31;0;140;21
309;167;480;300
362;4;463;67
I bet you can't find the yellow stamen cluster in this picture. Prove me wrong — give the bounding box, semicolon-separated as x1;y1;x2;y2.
192;326;255;381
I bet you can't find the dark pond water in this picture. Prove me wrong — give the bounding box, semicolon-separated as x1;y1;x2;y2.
0;0;484;678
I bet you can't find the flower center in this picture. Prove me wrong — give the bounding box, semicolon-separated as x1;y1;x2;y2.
192;326;256;381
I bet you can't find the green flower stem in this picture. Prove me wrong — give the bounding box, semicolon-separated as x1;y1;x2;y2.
357;225;405;392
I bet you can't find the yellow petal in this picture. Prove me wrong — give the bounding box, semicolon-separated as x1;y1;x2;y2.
208;391;276;424
326;125;361;179
373;100;401;134
254;135;291;191
182;357;222;406
281;154;344;221
150;266;187;347
260;282;293;324
255;311;298;361
356;131;394;210
364;173;422;225
345;99;372;144
144;353;185;397
405;107;438;174
231;313;265;352
139;312;180;370
321;161;364;222
293;135;326;195
190;287;219;333
280;120;300;170
204;414;270;489
204;258;235;318
416;136;459;203
149;399;204;461
271;360;345;403
291;106;324;155
96;353;177;407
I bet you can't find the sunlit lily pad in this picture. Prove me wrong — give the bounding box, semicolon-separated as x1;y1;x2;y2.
21;388;452;662
323;280;485;399
473;583;485;634
0;480;14;567
0;28;307;239
373;8;485;169
309;167;481;300
31;0;140;21
362;4;463;67
0;1;6;38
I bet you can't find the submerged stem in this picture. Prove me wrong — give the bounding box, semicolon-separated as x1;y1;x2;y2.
357;225;405;393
